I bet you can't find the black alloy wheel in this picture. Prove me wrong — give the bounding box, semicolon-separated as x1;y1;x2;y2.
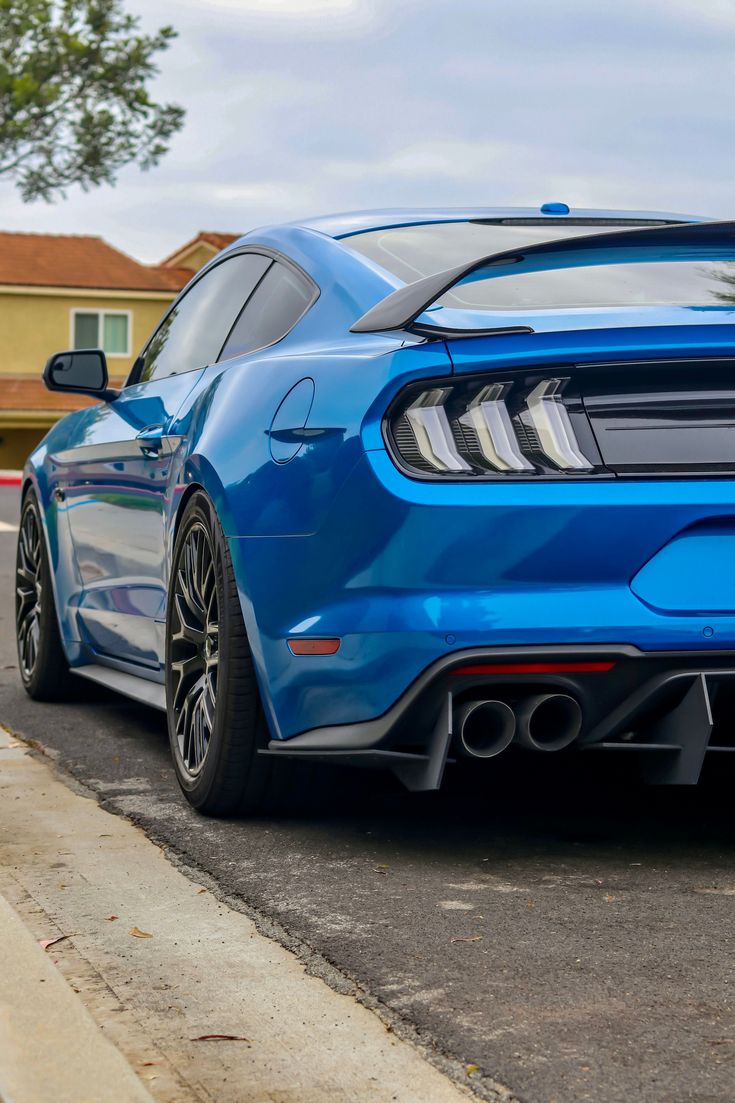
169;519;220;775
166;491;271;815
15;490;69;699
16;499;43;680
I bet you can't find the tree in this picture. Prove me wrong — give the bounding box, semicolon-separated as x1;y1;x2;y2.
0;0;185;201
709;262;735;306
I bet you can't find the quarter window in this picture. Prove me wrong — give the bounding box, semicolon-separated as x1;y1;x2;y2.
218;261;314;361
136;252;271;384
72;311;130;356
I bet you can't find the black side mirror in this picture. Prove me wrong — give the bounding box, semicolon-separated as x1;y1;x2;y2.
43;349;119;401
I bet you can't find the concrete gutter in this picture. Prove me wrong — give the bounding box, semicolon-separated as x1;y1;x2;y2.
0;726;480;1103
0;893;155;1103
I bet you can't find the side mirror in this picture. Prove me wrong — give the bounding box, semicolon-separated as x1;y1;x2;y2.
43;349;119;401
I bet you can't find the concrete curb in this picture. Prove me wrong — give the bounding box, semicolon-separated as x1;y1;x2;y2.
0;471;22;487
0;726;482;1103
0;892;155;1103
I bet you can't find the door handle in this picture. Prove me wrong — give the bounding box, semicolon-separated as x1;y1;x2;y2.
136;425;165;456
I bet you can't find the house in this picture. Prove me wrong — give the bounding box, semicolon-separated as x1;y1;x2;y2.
159;231;241;273
0;229;240;468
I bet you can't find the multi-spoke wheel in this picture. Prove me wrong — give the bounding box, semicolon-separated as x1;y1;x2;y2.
16;500;43;679
166;491;271;815
15;490;68;699
169;520;220;775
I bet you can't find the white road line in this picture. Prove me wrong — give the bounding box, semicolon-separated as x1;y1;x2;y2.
0;522;17;534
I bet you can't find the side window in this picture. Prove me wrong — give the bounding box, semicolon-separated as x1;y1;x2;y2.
73;311;130;356
218;261;314;361
137;252;271;384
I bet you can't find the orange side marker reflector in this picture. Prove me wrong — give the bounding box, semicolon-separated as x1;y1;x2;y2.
288;638;341;656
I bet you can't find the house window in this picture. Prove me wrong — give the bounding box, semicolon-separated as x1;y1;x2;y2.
72;311;130;356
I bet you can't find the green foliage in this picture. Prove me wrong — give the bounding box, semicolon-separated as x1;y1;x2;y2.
0;0;185;200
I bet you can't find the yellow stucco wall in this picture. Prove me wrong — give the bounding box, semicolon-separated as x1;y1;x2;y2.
0;285;178;467
174;243;217;272
0;287;175;381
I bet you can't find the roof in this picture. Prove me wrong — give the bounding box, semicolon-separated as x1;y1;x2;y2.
291;206;705;239
159;231;242;268
0;375;125;414
0;232;190;292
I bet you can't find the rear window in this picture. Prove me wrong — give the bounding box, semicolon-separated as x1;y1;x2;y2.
341;220;735;312
439;259;735;312
342;220;633;283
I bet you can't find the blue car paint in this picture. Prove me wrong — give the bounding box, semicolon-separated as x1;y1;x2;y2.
23;205;735;742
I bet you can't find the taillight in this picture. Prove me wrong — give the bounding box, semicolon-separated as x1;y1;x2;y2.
385;373;604;479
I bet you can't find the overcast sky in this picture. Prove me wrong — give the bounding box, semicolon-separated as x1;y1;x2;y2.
2;0;735;262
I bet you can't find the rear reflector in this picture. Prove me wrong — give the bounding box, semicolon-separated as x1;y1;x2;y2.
288;638;341;656
451;661;616;676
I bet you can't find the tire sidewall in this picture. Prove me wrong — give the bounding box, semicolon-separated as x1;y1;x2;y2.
16;491;57;693
165;492;252;807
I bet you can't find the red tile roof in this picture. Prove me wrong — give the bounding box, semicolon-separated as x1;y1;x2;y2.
159;231;241;267
157;265;196;287
0;375;126;414
0;232;190;292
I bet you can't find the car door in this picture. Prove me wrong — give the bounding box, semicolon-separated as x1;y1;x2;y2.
56;252;272;669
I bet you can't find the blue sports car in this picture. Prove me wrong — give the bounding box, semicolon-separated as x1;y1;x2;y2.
17;204;735;814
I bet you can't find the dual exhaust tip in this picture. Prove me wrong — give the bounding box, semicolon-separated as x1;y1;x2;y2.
455;694;582;758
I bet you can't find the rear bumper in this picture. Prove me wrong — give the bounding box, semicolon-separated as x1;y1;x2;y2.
260;644;735;790
234;450;735;741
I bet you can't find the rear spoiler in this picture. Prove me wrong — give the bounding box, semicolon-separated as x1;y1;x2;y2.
350;218;735;336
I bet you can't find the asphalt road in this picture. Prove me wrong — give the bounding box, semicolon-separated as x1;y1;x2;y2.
1;485;734;1103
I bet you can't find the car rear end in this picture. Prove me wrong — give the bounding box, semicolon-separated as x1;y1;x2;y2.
264;213;735;789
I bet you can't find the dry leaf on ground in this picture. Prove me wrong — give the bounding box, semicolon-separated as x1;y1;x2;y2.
38;935;68;951
191;1034;250;1042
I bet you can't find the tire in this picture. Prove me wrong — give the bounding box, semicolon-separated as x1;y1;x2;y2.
165;491;272;816
15;489;69;700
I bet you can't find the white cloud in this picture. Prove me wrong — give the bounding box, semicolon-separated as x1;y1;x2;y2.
4;0;735;264
665;0;735;28
197;0;363;12
161;0;384;35
328;140;526;183
210;182;315;212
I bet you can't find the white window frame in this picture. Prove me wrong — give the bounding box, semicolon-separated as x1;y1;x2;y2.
70;308;132;357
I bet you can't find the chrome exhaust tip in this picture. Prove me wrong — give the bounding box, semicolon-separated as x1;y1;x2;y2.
456;699;517;759
514;693;582;752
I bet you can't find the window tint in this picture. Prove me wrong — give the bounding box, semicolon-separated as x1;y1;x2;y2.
73;311;130;355
439;260;735;312
74;312;99;348
138;252;271;383
218;261;313;361
342;221;668;284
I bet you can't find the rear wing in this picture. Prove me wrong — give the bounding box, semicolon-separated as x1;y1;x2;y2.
350;219;735;336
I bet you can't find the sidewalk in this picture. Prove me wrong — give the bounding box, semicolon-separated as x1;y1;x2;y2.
0;726;485;1103
0;894;155;1103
